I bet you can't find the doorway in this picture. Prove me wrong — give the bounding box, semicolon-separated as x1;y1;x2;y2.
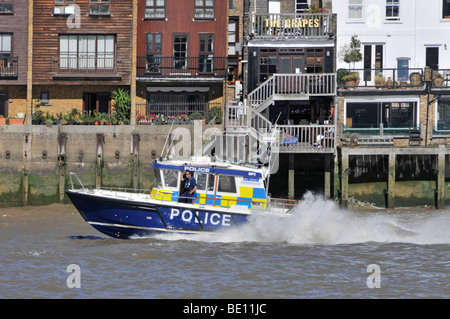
173;34;188;70
280;56;304;74
0;91;8;118
363;44;383;82
83;93;110;115
426;47;439;70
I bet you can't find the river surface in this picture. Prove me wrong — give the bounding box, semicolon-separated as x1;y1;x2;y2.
0;192;449;299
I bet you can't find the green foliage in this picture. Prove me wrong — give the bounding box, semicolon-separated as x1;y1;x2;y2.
188;112;203;120
205;106;222;124
112;88;131;122
339;36;363;67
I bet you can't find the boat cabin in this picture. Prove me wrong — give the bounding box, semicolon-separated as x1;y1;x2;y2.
150;159;268;210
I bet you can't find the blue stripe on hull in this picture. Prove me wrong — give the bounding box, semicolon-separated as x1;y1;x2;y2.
66;190;250;239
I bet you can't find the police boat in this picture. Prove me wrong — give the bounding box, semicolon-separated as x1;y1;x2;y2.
66;157;296;239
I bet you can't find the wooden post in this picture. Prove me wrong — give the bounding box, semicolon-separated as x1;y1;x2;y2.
324;154;331;199
340;149;348;208
288;153;295;199
333;152;340;200
436;146;445;209
387;149;396;209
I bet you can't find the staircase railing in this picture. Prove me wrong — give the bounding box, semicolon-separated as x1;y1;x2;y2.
247;73;336;112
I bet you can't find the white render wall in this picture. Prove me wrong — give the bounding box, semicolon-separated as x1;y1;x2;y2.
333;0;450;70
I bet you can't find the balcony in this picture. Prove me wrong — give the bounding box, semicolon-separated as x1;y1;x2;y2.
249;13;334;41
52;57;122;80
0;57;18;79
136;102;222;123
337;68;424;90
429;69;450;89
137;56;227;80
226;103;335;153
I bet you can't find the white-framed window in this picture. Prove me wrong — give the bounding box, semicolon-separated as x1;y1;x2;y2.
228;19;236;56
0;0;13;13
145;0;165;19
268;0;280;14
89;0;110;15
195;0;214;19
0;33;12;68
345;98;418;131
397;58;409;82
295;0;310;13
386;0;400;21
59;34;115;70
437;98;450;131
54;0;75;15
348;0;363;20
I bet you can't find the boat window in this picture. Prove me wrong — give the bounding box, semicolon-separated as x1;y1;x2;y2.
207;174;215;191
218;175;236;193
154;167;163;187
163;169;179;188
195;173;207;191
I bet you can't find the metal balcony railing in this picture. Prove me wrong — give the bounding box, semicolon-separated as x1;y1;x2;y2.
136;102;222;119
278;124;335;152
52;57;122;75
430;69;450;88
337;68;424;89
249;13;334;40
248;73;336;112
137;56;227;79
0;56;18;78
226;104;335;153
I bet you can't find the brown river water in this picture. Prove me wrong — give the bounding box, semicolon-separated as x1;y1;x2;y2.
0;192;449;300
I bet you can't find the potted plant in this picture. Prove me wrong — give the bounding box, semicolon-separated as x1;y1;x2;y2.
337;69;350;86
343;73;360;87
410;72;422;86
339;36;363;69
433;72;444;87
374;74;386;88
31;110;44;125
112;88;131;124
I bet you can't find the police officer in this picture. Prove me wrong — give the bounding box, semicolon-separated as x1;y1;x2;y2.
179;170;197;203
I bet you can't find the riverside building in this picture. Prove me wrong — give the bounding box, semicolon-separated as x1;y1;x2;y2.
333;0;450;208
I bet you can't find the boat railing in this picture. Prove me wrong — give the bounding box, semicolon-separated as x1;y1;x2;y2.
268;197;298;212
69;172;86;191
68;172;155;196
174;193;298;212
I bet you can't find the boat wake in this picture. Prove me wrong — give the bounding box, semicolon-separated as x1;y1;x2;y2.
149;192;450;245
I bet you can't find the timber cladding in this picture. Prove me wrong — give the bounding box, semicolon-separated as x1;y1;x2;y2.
0;0;28;85
33;0;133;85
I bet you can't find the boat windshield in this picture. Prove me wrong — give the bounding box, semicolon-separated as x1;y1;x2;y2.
218;175;236;193
154;167;163;188
162;169;179;188
195;173;216;192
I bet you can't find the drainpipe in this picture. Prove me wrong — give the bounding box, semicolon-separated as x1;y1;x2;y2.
26;0;33;126
130;0;138;125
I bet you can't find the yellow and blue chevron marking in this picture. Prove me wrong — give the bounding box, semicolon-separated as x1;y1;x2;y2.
151;186;267;209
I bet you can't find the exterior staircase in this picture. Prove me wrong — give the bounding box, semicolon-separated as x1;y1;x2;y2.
225;73;337;157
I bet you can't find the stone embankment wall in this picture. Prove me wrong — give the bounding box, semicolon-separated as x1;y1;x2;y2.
0;124;219;207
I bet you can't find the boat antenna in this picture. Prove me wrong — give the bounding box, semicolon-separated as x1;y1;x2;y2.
160;120;175;160
165;124;179;160
248;112;281;164
264;112;281;198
